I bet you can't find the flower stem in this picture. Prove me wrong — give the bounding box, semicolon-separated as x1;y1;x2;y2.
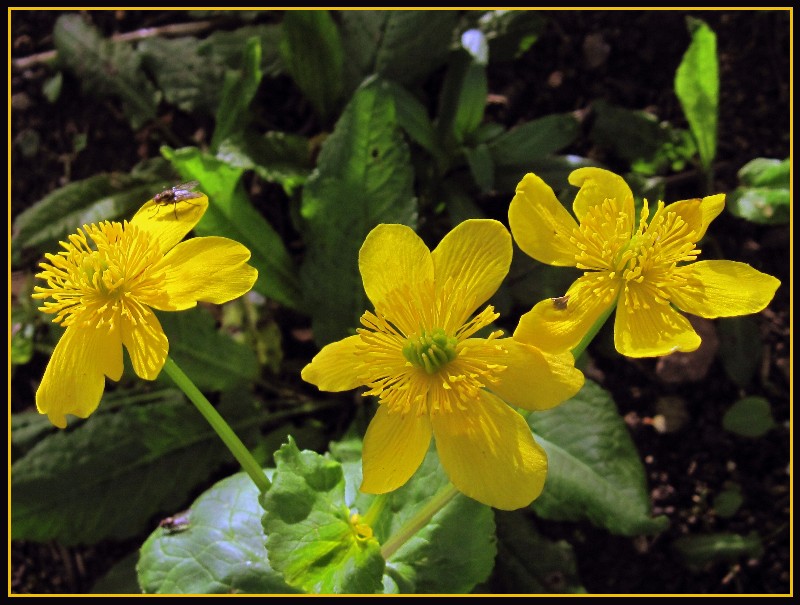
571;304;616;361
380;483;459;560
162;356;271;494
363;493;390;527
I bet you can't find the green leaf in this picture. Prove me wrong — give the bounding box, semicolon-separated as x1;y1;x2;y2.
161;146;302;309
11;322;34;365
260;439;385;594
11;412;57;462
299;78;417;346
488;510;585;593
674;17;719;170
438;51;488;146
139;470;297;594
728;188;790;225
215;131;313;196
737;157;790;187
338;11;459;90
713;483;744;519
673;532;763;571
717;316;762;387
441;176;486;224
11;161;174;262
374;11;460;84
279;10;344;122
53;14;158;129
377;454;496;594
529;380;668;535
156;307;258;392
464;143;495;193
489;113;579;166
42;71;63;102
589;100;664;165
328;437;496;594
588;100;697;176
201;24;284;77
11;389;232;544
211;37;263;151
383;80;439;156
722;396;776;438
138;36;224;115
728;158;790;225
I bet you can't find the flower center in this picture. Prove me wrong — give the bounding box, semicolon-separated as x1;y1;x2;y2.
402;328;458;374
32;221;167;329
355;301;506;417
571;197;632;272
618;201;701;312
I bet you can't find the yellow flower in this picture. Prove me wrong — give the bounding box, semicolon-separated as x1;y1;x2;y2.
509;168;781;358
32;194;258;428
301;220;584;510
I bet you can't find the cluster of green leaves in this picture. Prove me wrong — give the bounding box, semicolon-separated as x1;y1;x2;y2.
11;10;785;594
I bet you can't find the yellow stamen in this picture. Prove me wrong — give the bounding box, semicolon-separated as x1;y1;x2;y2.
32;221;167;330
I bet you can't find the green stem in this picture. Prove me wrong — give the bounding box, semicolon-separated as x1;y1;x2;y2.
380;483;459;559
571;304;616;361
162;356;271;494
363;493;390;527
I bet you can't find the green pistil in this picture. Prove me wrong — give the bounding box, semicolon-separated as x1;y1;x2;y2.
403;328;458;374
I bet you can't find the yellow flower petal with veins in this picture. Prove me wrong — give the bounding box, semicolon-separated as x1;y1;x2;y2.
300;335;364;392
361;404;433;494
432;391;548;511
302;219;583;510
614;296;701;357
509;173;580;266
33;192;257;427
131;194;209;253
154;236;259;310
514;272;620;354
36;323;123;428
666;260;780;318
510;168;781;358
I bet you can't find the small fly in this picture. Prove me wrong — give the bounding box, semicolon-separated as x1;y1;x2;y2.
158;510;191;534
551;295;570;310
152;181;203;219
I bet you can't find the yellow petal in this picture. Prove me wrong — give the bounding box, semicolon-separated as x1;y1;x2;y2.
151;236;257;311
36;324;123;428
432;391;547;510
667;193;725;242
358;224;434;321
514;273;619;353
431;219;511;324
301;335;365;392
568;168;635;233
508;173;581;266
121;306;169;380
666;260;781;318
614;298;700;357
473;339;584;411
130;193;209;255
360;404;432;494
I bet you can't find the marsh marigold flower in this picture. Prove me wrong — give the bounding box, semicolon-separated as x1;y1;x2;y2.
508;168;780;357
301;220;584;510
33;194;258;428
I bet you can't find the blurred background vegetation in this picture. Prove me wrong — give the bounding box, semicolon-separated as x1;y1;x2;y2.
10;9;789;594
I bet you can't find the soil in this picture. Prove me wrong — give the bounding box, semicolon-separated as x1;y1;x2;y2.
9;9;791;595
